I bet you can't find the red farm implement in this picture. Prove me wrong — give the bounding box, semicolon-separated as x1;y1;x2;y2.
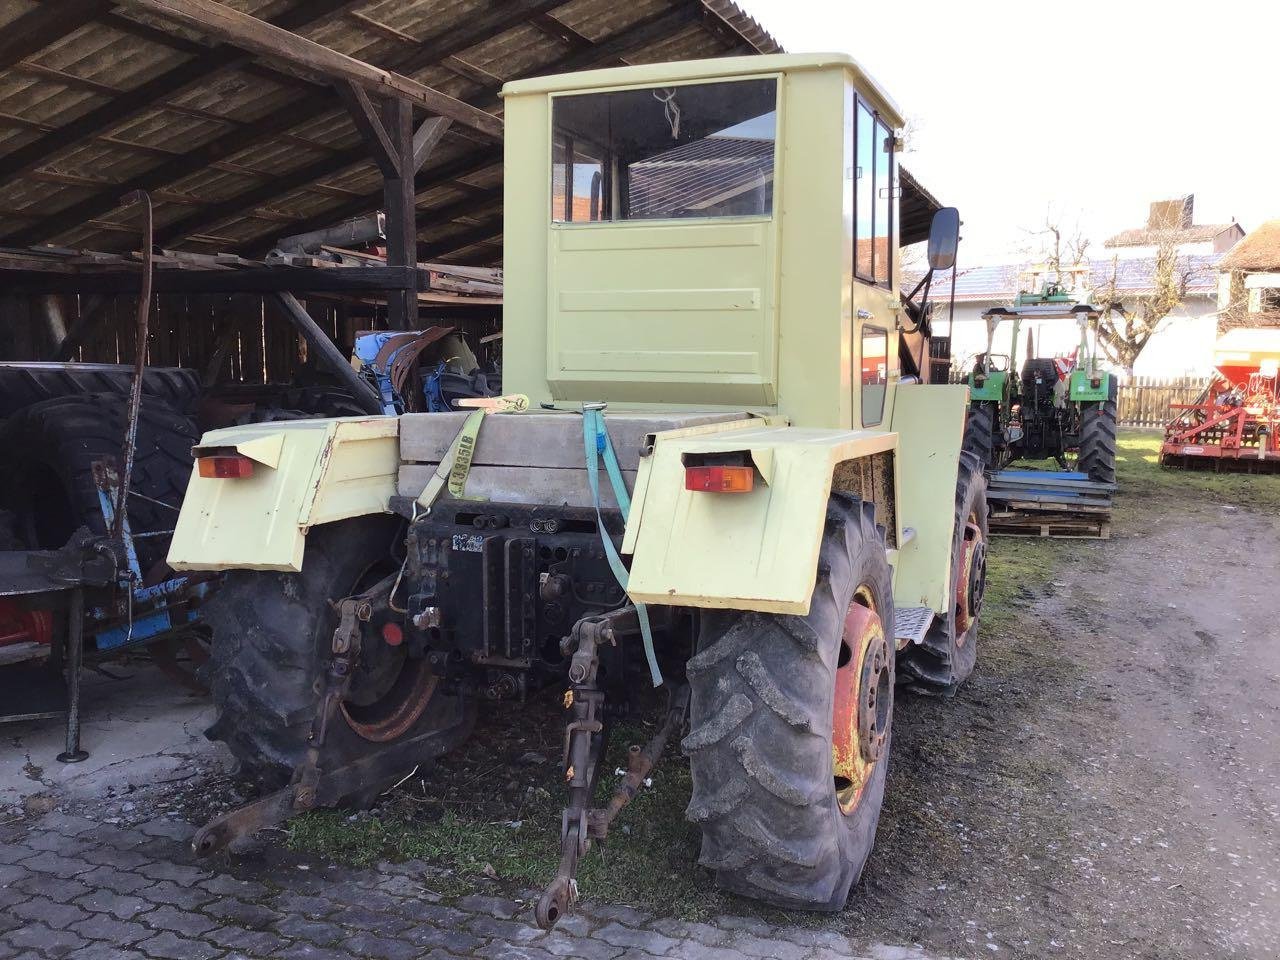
1161;329;1280;472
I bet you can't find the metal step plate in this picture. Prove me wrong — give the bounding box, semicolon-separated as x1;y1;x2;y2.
894;606;934;646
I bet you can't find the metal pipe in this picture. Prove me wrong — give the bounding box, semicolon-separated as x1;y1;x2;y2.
113;190;154;542
56;588;89;763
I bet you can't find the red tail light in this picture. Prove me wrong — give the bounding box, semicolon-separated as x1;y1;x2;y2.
198;455;255;479
684;465;754;494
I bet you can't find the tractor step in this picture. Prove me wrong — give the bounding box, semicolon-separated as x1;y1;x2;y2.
894;606;934;647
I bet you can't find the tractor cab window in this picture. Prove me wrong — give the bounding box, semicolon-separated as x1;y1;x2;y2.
853;103;895;287
860;326;889;426
551;78;778;223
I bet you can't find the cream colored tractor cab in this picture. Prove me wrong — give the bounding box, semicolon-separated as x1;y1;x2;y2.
169;53;987;927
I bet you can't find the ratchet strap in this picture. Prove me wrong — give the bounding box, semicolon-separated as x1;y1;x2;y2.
415;409;487;510
582;406;663;687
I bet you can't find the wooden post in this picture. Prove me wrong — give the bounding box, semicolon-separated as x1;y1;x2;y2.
382;97;417;330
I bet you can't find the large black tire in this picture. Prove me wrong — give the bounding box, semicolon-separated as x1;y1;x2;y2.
1077;379;1118;484
899;453;988;693
683;494;895;910
0;393;198;569
203;518;473;797
962;402;996;472
0;362;200;418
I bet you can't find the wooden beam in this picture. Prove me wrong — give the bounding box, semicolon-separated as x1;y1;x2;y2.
2;0;562;247
419;217;503;261
412;117;452;173
0;0;111;71
4;266;430;296
336;81;400;178
115;0;503;138
0;0;362;184
214;6;700;251
268;293;383;414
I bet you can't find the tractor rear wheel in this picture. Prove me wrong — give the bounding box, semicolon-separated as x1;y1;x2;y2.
683;493;895;910
899;453;988;693
1077;379;1118;484
203;517;473;798
962;402;997;472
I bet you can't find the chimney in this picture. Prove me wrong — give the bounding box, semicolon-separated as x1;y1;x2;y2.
1148;195;1193;230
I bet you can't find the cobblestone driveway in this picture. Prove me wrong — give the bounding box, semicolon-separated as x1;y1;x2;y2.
0;812;943;960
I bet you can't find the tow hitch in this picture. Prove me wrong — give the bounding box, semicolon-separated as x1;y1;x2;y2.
535;607;689;930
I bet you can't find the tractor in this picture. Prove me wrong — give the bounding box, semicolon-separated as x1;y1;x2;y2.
169;53;988;927
963;284;1119;484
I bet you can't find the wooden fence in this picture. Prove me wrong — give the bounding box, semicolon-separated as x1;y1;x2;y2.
1116;376;1209;428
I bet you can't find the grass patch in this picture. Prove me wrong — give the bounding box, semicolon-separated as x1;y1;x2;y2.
1115;428;1280;512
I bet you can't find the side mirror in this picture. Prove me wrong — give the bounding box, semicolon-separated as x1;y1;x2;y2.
927;207;961;271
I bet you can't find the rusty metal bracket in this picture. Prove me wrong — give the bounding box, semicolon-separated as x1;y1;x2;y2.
587;684;689;842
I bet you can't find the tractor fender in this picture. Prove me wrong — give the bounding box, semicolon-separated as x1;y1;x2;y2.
623;420;897;615
624;384;969;618
168;416;398;572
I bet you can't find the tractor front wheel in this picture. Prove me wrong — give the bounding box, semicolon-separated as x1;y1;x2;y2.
682;493;894;910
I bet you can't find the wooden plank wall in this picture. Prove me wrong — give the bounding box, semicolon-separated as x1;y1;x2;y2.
0;294;500;387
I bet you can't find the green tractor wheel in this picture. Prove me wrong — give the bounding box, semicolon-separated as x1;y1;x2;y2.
1077;379;1118;484
683;493;895;910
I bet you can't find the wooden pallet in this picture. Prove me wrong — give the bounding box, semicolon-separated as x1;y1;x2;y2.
989;511;1111;540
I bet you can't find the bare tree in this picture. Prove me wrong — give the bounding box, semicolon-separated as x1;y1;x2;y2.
1091;228;1193;376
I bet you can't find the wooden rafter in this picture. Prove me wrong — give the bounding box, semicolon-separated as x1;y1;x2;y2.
0;0;362;184
2;0;565;247
113;0;503;137
184;4;705;254
0;0;112;71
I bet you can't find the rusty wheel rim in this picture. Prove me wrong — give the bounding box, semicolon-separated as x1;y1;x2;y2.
340;658;437;743
832;586;892;815
954;512;986;642
337;559;437;743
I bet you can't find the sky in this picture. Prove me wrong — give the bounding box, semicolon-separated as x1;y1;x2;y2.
735;0;1280;263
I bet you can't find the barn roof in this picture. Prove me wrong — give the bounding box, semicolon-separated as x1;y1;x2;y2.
0;0;784;263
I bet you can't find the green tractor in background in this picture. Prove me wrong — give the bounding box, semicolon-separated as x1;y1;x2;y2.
963;283;1118;484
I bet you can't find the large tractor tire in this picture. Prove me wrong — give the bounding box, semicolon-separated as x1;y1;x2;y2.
683;493;895;910
899;453;988;693
0;362;200;419
203;517;473;798
0;393;198;569
962;402;997;472
1077;379;1118;484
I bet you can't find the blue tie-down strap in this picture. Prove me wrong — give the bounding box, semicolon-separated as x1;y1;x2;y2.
582;407;662;687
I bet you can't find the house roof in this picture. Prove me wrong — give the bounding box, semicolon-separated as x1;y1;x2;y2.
1220;219;1280;273
918;253;1223;304
0;0;784;264
1104;223;1238;248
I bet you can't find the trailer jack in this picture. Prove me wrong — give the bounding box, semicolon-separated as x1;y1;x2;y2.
535;608;689;930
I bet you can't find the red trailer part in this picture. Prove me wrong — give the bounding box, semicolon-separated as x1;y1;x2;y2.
1161;329;1280;472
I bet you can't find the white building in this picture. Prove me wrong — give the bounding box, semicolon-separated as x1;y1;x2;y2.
928;197;1242;379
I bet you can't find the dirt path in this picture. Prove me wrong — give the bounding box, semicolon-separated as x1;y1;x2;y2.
855;493;1280;959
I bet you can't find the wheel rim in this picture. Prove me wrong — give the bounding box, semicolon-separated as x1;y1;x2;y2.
954;514;987;641
338;560;437;743
832;586;892;815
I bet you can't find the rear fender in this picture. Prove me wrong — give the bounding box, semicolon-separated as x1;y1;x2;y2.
624;419;897;615
167;417;398;572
